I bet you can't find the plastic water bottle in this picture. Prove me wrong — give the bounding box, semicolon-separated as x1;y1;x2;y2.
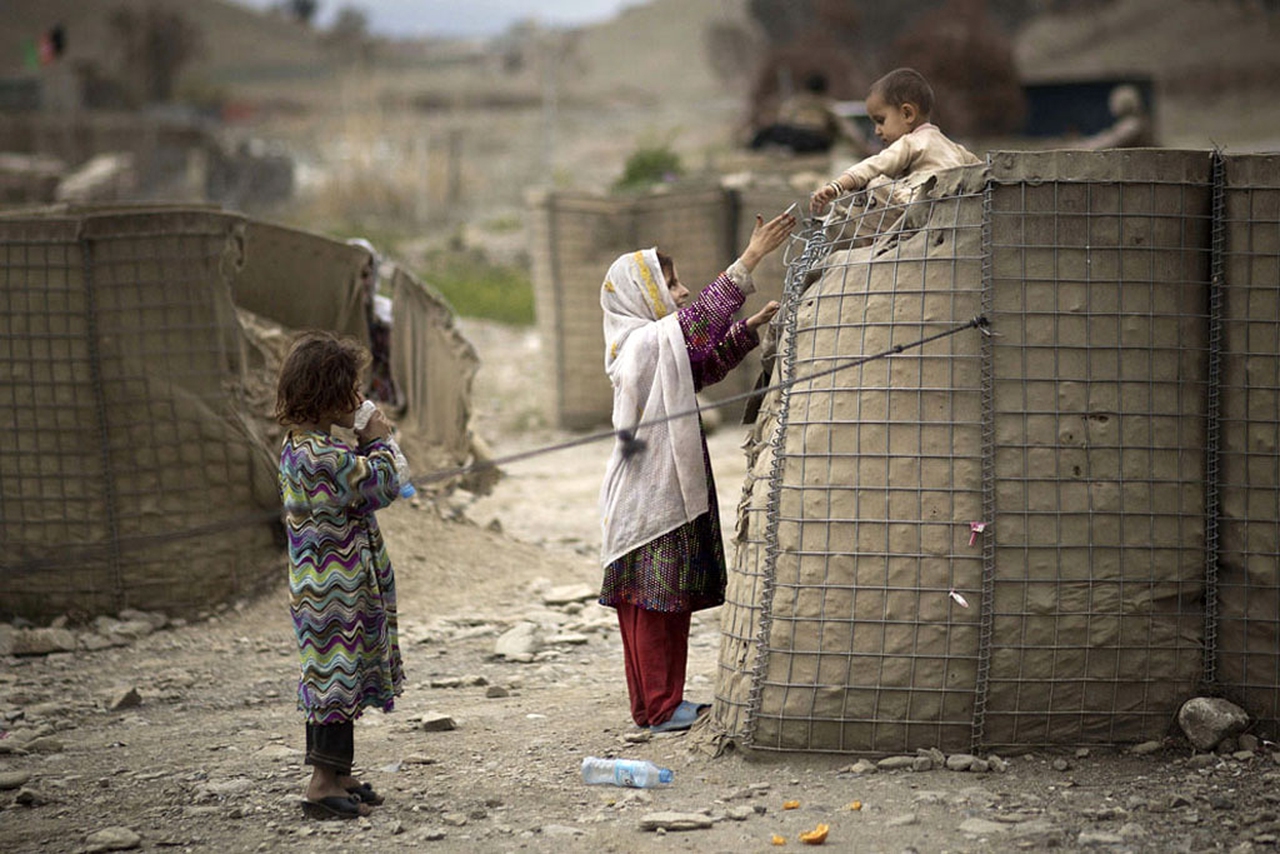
580;757;673;788
354;401;416;499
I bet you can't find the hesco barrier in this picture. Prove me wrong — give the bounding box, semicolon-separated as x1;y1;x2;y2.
0;207;280;620
528;184;797;430
0;206;479;622
711;149;1280;752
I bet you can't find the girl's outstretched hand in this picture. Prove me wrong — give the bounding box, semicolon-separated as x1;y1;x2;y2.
746;300;780;331
738;210;797;273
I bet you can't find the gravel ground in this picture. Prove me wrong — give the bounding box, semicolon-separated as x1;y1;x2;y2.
2;320;1279;854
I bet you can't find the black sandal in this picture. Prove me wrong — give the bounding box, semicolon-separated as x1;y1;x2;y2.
301;795;366;820
347;782;384;806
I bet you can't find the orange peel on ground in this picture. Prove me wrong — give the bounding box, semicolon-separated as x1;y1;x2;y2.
847;800;863;811
782;799;801;810
799;823;830;845
771;833;787;845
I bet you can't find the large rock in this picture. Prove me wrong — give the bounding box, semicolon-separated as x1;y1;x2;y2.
8;628;77;656
494;622;542;659
1178;697;1249;750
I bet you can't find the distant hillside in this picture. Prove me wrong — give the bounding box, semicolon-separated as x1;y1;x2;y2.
565;0;753;104
1015;0;1280;84
0;0;332;87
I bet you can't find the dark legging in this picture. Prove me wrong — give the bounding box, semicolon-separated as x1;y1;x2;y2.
305;720;353;775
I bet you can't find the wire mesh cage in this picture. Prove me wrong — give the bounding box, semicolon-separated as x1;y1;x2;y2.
1217;153;1280;733
0;208;281;621
714;150;1280;754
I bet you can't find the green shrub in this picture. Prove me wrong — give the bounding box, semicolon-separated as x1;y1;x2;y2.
416;250;535;326
614;145;683;191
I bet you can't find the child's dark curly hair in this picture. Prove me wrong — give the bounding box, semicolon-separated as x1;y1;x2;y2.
274;330;370;426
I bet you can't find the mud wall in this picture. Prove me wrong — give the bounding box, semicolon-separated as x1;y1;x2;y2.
529;185;797;430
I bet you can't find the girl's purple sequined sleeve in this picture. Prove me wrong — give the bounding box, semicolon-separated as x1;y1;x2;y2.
678;272;760;390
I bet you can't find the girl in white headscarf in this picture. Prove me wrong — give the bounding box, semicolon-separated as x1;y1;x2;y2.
598;210;795;733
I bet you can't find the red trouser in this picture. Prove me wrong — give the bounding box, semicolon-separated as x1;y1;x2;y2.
616;601;691;727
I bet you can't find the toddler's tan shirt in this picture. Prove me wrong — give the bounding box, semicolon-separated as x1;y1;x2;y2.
841;123;980;191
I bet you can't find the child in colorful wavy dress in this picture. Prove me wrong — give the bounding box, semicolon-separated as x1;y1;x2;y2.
598;210;794;733
275;330;405;820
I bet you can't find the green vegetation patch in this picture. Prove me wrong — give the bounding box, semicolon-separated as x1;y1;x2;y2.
417;249;534;326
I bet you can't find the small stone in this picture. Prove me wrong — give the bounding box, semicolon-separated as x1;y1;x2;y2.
1130;741;1163;755
421;712;457;732
81;634;116;651
878;755;916;770
82;826;141;852
887;814;919;827
946;754;977;772
638;811;714;831
1076;830;1125;846
1179;697;1249;751
1117;822;1148;839
546;633;590;645
15;786;51;806
494;623;541;659
0;770;32;790
108;687;142;711
1239;734;1260;753
541;824;584;836
959;818;1009;835
1011;819;1066;846
1051;758;1071;772
840;759;877;775
23;736;64;754
485;685;510;699
402;753;437;765
441;812;468;826
9;628;77;656
912;756;933;772
724;805;755;821
542;584;597;606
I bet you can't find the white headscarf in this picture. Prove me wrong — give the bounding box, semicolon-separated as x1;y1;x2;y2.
598;248;708;567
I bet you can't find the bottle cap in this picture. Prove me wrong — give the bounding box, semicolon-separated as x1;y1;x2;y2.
658;768;673;784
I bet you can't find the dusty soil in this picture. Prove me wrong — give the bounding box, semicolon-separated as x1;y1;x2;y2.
3;319;1280;854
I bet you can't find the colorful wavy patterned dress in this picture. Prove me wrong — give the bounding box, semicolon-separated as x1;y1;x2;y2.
280;430;405;725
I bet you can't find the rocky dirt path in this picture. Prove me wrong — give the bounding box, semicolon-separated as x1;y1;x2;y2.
2;320;1279;853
